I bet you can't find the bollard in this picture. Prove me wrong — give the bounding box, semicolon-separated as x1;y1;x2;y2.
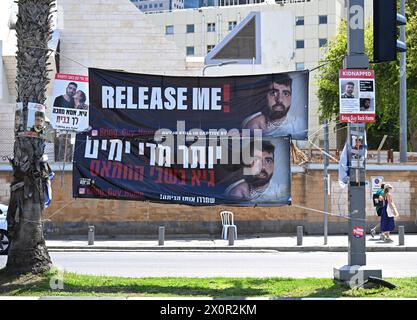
88;226;95;245
398;226;405;246
297;226;303;246
228;226;235;246
158;226;165;246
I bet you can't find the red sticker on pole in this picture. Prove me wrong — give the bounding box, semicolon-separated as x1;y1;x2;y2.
353;226;365;238
339;69;375;123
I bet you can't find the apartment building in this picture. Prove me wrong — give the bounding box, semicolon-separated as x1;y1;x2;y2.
130;0;185;13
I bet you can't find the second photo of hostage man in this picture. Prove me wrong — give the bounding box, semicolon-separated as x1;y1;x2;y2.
243;74;295;135
54;81;77;108
225;140;284;202
360;98;373;112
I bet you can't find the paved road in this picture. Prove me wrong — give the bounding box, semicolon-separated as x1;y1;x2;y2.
1;251;417;278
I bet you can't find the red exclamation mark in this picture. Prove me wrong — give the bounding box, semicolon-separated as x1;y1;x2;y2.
223;84;230;113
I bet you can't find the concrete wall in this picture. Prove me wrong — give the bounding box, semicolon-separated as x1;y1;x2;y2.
1;165;415;237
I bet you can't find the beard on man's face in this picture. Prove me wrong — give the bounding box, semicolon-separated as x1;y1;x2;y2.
263;103;290;121
244;168;273;189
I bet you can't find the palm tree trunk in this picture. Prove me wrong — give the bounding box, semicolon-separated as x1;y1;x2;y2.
6;0;55;274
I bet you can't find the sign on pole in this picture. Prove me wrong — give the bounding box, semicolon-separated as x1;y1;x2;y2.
339;69;375;123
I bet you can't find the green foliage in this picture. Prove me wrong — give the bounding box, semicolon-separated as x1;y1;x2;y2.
317;3;417;151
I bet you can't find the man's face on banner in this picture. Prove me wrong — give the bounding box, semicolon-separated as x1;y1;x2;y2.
245;149;274;188
364;99;370;109
66;83;77;97
266;82;292;120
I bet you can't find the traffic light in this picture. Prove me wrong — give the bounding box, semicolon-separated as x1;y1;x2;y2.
373;0;406;63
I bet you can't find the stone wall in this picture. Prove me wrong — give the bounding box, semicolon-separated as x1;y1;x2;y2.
1;165;416;236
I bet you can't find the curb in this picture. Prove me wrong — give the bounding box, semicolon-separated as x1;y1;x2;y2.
45;246;417;252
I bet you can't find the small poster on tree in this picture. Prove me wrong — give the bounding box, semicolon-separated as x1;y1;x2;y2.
51;73;89;132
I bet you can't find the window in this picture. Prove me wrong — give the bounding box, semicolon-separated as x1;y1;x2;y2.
296;40;305;49
159;3;163;7
207;23;216;32
165;25;174;35
295;16;304;26
186;24;194;33
186;46;195;56
319;38;327;47
228;21;237;31
296;62;305;70
319;15;328;24
139;5;142;9
144;4;147;8
207;45;215;53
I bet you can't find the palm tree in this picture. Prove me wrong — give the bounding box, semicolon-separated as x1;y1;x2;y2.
6;0;55;274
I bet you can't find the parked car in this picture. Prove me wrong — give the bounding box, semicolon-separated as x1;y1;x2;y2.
0;203;10;255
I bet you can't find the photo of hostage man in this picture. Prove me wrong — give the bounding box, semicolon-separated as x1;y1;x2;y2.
242;74;295;135
225;140;283;201
341;81;355;99
53;82;77;108
31;111;45;133
360;98;372;111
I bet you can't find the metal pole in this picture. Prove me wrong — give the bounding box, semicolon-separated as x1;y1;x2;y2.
297;226;303;246
60;131;69;187
158;226;165;246
88;226;95;245
334;0;382;284
347;122;366;266
377;134;388;164
324;120;329;245
398;226;405;246
228;226;235;246
399;0;407;163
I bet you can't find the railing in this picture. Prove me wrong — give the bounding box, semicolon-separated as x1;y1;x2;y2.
295;148;417;164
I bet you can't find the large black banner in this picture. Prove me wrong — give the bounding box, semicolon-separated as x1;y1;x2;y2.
86;68;309;139
73;68;309;206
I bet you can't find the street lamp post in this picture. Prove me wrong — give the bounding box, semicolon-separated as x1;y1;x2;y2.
202;60;238;76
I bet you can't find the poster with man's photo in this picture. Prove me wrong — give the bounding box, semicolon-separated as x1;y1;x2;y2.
27;102;46;134
86;68;309;140
339;69;375;123
51;73;89;131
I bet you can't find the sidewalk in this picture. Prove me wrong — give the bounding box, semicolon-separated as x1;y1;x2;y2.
45;234;417;252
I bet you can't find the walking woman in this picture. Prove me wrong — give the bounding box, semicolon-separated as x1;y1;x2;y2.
380;184;399;242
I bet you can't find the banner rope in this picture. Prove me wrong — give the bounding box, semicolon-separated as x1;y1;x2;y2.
291;203;368;222
24;45;89;69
